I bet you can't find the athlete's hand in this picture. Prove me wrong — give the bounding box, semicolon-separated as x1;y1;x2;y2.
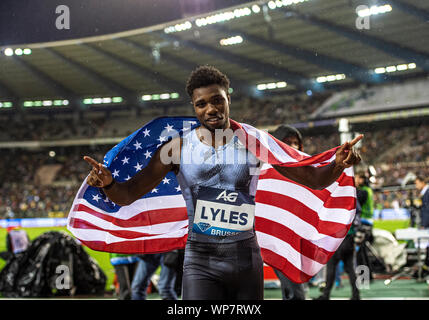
335;134;363;169
83;156;113;188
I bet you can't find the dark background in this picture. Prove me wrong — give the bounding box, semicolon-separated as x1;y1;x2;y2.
0;0;252;46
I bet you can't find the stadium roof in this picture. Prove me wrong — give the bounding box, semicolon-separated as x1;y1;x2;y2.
0;0;428;112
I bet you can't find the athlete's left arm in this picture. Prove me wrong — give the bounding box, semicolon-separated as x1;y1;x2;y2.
273;135;363;190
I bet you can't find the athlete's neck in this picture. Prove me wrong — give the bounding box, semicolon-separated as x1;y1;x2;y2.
197;120;233;148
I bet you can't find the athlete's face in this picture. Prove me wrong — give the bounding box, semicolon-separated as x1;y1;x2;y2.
192;84;230;132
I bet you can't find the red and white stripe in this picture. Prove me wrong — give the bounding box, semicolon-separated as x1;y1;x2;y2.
67;179;189;253
68;119;356;284
230;119;356;283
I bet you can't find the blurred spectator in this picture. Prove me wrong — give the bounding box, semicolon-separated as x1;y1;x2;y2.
110;253;139;300
415;176;429;229
131;253;178;300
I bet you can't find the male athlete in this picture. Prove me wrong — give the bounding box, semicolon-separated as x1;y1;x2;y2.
83;66;362;300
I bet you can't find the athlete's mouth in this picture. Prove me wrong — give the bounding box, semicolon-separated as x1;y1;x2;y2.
206;117;223;124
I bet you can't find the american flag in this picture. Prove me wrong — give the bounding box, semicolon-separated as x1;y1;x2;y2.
67;116;356;284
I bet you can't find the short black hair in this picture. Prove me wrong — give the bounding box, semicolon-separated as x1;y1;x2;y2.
186;65;230;98
273;125;303;147
416;176;426;183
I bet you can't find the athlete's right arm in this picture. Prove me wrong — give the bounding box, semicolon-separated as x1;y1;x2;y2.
83;137;181;206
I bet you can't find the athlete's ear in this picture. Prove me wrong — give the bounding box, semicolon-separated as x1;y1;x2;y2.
227;94;231;106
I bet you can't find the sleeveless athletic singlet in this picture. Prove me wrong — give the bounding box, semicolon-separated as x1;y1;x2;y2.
176;128;264;300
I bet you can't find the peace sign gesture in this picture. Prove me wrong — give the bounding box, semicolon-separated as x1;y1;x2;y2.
335;134;363;168
83;156;113;188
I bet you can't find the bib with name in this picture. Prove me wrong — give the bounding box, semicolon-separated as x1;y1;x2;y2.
192;186;255;237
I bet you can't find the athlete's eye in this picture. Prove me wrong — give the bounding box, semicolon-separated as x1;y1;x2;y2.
212;97;224;105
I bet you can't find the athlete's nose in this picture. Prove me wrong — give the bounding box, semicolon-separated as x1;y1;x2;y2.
206;103;219;115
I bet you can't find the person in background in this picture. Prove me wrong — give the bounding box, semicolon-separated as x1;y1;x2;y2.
355;172;374;220
0;226;30;262
415;176;429;269
109;252;139;300
315;198;362;300
131;253;178;300
415;176;429;229
271;124;306;300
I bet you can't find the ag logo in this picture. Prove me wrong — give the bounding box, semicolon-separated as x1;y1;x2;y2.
216;190;238;202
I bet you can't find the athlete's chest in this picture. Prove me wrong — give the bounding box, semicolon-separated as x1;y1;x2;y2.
180;143;258;190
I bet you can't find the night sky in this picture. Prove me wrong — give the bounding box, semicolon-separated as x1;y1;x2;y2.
0;0;252;46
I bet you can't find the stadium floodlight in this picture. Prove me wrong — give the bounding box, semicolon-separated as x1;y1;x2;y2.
385;65;397;72
49;151;56;158
164;21;192;34
53;100;63;106
257;81;288;90
252;5;261;13
195;6;254;28
408;63;416;69
4;48;14;56
160;93;170;100
266;82;277;89
374;67;386;74
23;101;33;107
316;76;327;83
268;1;277;9
317;74;346;83
195;18;206;27
0;101;12;108
42;100;53;106
83;98;93;104
234;8;251;18
23;48;32;55
92;98;102;104
282;0;294;5
152;94;160;101
34;101;42;107
396;64;407;71
220;36;243;46
170;93;180;99
112;97;123;103
142;95;152;101
357;4;392;17
228;88;234;94
102;97;112;104
14;48;23;56
62;100;69;106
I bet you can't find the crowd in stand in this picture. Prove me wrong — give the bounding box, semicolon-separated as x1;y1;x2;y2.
0;93;327;142
0;93;428;219
0;146;109;219
230;93;328;126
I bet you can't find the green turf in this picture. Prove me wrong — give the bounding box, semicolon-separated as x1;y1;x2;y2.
373;219;411;234
145;279;429;300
